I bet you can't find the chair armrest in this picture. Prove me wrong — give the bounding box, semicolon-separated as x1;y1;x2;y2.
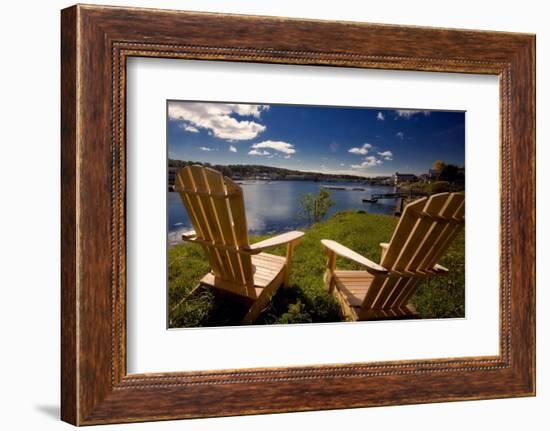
246;231;305;254
379;242;389;260
321;239;388;275
378;242;448;274
433;263;449;274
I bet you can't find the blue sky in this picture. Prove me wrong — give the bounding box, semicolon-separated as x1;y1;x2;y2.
167;101;465;177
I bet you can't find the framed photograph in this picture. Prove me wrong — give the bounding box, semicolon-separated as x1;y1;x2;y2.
61;4;535;425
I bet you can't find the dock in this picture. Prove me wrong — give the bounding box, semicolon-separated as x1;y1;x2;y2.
321;185;366;191
362;192;409;203
362;191;428;216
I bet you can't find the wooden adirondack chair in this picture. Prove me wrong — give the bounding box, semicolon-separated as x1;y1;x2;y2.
322;192;465;321
174;165;304;324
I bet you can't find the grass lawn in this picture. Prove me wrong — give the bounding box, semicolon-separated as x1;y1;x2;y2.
168;211;465;328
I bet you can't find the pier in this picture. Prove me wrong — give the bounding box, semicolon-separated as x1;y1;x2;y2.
321;185;365;191
362;192;409;203
362;191;428;216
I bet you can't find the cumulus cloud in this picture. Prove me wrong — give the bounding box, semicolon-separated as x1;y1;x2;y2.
181;123;199;133
378;150;393;160
199;146;213;151
248;149;271;156
351;155;383;169
348;143;373;155
395;109;431;119
250;140;296;155
396;132;404;139
168;102;269;141
229;145;237;153
230;104;270;118
376;112;385;121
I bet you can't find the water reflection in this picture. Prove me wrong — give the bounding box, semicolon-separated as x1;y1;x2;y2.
168;181;395;246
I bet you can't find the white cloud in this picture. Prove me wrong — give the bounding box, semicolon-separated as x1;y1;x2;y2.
378;150;393;160
248;149;271;156
199;146;213;151
351;156;383;169
395;109;431;119
250;140;296;155
229;145;237;153
284;155;292;159
168;102;269;141
181;124;199;133
348;143;373;155
396;132;404;139
377;112;385;121
340;163;346;167
230;104;270;118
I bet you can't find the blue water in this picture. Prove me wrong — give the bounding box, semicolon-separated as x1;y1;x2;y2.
168;181;396;245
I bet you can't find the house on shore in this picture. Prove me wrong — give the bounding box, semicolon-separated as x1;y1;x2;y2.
393;172;417;186
368;176;393;186
428;168;442;182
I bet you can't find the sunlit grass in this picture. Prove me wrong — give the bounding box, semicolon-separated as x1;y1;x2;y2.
168;211;465;327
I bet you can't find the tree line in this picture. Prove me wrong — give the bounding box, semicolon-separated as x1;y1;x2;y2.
168;159;366;181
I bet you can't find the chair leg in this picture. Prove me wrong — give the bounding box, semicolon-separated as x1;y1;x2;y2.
324;249;336;293
332;287;357;321
169;283;202;314
241;281;280;324
241;297;268;324
282;242;296;288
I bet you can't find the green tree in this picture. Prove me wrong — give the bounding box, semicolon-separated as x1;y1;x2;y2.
440;164;459;182
432;160;446;171
298;189;335;225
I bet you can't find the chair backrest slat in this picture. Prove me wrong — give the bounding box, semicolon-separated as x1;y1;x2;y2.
380;198;427;268
224;177;255;294
418;199;465;271
392;194;451;271
371;196;447;309
362;192;465;312
188;166;231;280
359;277;388;311
376;277;411;310
176;167;224;279
202;168;245;289
391;277;422;309
176;165;255;298
409;193;464;272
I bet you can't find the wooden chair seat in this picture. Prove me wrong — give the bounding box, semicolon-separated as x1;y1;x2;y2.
333;270;416;320
201;253;286;293
333;271;374;307
250;253;287;288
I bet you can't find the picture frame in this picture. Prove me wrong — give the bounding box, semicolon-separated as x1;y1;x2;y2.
60;4;535;425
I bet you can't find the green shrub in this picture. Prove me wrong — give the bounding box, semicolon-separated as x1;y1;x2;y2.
298;188;335;225
428;181;450;194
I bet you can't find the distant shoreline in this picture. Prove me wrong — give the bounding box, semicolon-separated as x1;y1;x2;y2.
168;177;395;192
